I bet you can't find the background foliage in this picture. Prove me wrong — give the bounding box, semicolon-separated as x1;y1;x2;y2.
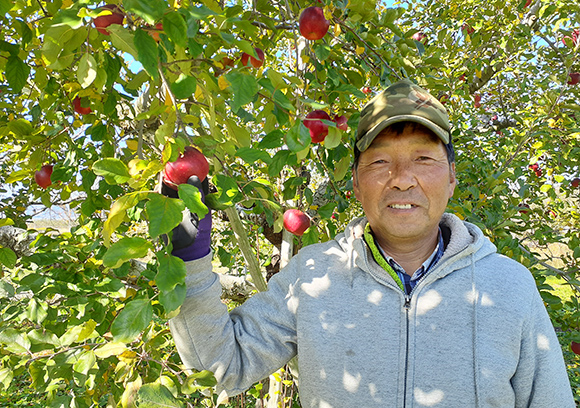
0;0;578;406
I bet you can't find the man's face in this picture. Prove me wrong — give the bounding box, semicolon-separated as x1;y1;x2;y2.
353;125;456;249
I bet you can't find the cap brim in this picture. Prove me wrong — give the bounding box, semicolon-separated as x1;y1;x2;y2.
356;115;450;152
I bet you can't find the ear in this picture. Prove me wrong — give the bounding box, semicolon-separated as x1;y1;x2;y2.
448;162;457;198
352;167;361;202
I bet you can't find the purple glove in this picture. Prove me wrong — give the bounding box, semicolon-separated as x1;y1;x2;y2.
161;176;212;261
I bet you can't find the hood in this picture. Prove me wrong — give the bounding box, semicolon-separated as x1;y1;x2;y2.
336;212;497;280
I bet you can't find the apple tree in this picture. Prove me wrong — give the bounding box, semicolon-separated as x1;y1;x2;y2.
0;0;578;406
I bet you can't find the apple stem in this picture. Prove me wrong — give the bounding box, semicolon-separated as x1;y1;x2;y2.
224;206;268;292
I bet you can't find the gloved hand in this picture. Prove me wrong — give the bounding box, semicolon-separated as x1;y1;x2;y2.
161;176;212;261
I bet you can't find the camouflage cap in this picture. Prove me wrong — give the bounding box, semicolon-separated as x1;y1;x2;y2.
355;79;450;152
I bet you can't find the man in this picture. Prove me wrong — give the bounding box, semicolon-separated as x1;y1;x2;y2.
168;79;575;407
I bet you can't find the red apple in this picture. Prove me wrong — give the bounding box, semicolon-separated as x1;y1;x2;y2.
571;341;580;355
528;163;539;171
93;4;124;36
299;6;330;41
283;209;310;236
163;146;209;190
562;29;579;47
240;48;265;68
518;203;530;214
571;178;580;188
412;32;426;43
568;72;580;85
73;96;92;115
462;23;475;35
524;0;532;8
303;110;331;143
35;165;53;189
474;94;481;108
149;22;163;42
362;86;372;95
333;114;348;131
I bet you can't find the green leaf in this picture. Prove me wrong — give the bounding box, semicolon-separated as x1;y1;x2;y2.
171;74;197;99
145;194;184;238
181;370;218;394
137;383;185;408
257;130;284;149
108;26;138;59
77;53;97;88
268;150;296;177
103;237;152;268
111;298;153;343
0;367;13;390
313;43;331;60
5;55;30;93
286;122;311;152
163;11;188;47
0;247;16;269
178;184;209;218
156;254;186;292
318;202;336;219
93;158;131;185
133;28;159;79
205;174;242;209
225;72;259;112
323;126;341;149
333;155;351;181
189;5;218;19
273;89;295;112
226;119;251;147
159;283;186;313
124;0;168;24
0;0;12;15
0;329;31;354
236;147;271;164
73;350;96;375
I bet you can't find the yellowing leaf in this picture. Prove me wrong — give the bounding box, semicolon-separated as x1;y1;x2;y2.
126;139;139;151
195;84;204;100
218;75;230;90
103;192;146;246
355;46;365;55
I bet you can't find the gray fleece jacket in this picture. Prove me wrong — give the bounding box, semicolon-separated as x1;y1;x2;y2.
169;213;575;408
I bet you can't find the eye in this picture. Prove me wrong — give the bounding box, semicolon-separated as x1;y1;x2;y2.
417;156;434;161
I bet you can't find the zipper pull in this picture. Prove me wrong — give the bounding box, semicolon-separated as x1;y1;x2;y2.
404;295;411;309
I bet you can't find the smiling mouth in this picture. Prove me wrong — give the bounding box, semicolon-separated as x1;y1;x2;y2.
388;204;416;209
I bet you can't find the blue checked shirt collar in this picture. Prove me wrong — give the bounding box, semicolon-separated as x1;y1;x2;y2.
376;229;445;295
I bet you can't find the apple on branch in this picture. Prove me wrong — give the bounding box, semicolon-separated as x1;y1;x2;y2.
571;341;580;355
571;177;580;188
93;4;124;36
412;31;427;43
303;110;331;143
148;22;164;42
163;146;209;190
240;48;265;68
474;94;482;108
283;209;310;236
568;72;580;85
73;96;92;115
333;114;348;131
299;6;330;41
35;164;53;189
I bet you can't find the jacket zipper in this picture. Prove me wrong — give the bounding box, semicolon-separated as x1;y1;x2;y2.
403;294;411;408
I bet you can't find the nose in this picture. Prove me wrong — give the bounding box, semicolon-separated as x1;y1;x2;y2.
386;161;416;191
